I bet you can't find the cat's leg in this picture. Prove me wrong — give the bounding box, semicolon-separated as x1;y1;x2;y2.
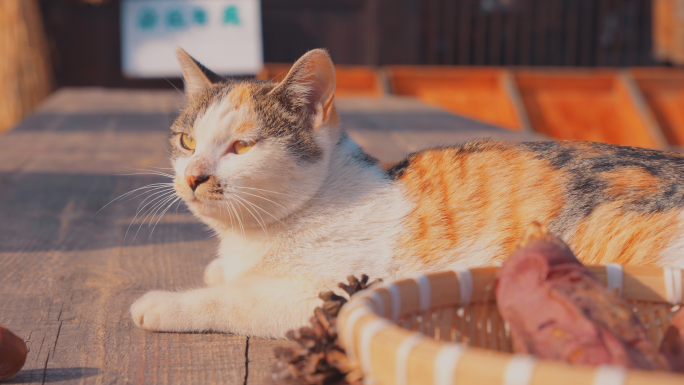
203;258;225;286
130;276;320;338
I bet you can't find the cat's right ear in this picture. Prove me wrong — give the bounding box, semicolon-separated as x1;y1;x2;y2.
269;49;336;122
175;47;224;101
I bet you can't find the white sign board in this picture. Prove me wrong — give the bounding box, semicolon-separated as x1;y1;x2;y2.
121;0;263;78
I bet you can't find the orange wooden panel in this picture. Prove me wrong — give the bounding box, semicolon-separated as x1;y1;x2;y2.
256;63;383;98
514;70;660;148
630;67;684;146
387;66;523;130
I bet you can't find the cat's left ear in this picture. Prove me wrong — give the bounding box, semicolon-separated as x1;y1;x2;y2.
270;49;336;123
176;47;224;102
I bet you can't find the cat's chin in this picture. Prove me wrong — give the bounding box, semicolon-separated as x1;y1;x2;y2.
185;199;233;222
183;198;213;215
186;198;214;212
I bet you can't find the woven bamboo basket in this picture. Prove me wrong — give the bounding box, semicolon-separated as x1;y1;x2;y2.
337;265;684;385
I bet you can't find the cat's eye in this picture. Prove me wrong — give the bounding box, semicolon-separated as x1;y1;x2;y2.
180;133;196;151
234;140;256;155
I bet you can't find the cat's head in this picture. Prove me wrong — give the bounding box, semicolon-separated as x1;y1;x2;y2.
171;48;340;230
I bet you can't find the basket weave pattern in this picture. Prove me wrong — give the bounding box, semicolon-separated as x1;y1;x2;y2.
338;266;684;385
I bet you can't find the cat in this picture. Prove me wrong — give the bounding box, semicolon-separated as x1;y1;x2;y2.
131;47;684;338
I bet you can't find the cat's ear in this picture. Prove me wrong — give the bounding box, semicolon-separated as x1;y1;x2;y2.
270;49;336;122
175;47;224;101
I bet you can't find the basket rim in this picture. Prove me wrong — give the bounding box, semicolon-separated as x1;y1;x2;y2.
338;265;684;385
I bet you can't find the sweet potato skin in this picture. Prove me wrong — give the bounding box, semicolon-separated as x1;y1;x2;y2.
496;223;668;370
660;309;684;372
0;325;27;381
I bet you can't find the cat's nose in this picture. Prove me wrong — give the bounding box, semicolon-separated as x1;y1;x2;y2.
186;174;210;191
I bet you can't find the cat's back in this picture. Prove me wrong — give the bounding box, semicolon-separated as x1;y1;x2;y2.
388;139;684;270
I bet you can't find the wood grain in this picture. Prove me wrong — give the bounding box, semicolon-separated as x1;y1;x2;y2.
630;68;684;147
515;69;663;149
247;338;298;385
386;66;525;131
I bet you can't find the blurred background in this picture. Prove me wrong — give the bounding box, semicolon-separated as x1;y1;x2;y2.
2;0;684;148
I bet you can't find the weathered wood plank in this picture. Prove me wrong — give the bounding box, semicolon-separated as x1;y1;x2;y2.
0;89;247;384
247;338;298;385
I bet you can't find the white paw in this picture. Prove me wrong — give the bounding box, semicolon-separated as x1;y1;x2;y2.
130;290;180;331
203;259;225;286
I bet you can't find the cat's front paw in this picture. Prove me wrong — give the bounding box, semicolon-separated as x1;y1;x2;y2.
203;259;225;286
130;290;181;331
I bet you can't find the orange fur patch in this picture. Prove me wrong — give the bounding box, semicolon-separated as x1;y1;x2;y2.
229;84;252;109
322;96;335;122
233;120;256;135
395;144;565;267
326;105;340;128
604;167;659;199
568;203;680;266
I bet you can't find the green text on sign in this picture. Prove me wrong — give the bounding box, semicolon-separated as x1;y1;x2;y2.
138;8;157;30
223;6;240;25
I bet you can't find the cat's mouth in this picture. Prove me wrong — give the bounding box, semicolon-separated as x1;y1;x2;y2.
174;178;225;205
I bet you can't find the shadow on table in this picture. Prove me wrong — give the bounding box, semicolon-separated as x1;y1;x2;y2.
5;367;99;383
0;172;211;252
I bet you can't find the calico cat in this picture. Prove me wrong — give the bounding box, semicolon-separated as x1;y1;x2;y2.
131;48;684;338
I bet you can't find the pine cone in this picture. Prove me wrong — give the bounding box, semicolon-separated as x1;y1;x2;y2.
272;275;382;385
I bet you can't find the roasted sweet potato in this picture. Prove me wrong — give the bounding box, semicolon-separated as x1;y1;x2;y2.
496;222;668;370
660;309;684;372
0;325;27;381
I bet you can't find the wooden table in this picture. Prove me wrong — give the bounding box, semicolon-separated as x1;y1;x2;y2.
0;88;544;384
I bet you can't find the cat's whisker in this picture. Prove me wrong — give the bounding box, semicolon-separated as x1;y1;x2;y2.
131;192;178;242
231;190;294;216
234;195;272;224
95;183;174;216
144;195;177;234
146;166;175;170
174;197;183;215
232;199;247;239
232;197;258;229
222;201;236;232
226;198;246;238
232;194;284;225
146;193;180;228
124;190;177;244
120;186;175;205
123;166;174;173
149;196;182;238
269;69;289;84
117;171;175;179
217;201;230;232
135;189;177;216
133;191;176;229
230;185;296;197
233;195;268;237
120;166;175;178
220;202;229;230
163;77;185;97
